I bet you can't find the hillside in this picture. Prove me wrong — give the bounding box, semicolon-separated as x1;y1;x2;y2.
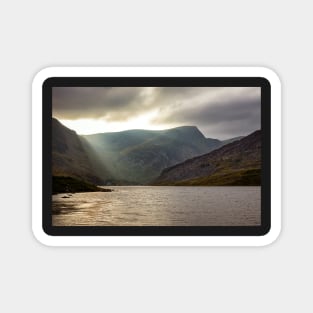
153;130;261;186
83;126;225;184
52;118;103;184
52;117;250;185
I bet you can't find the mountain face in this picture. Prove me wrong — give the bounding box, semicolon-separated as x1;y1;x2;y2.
153;130;261;186
83;126;224;184
52;118;102;184
52;117;250;185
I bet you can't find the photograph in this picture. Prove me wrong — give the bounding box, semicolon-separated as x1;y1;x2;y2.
51;86;261;227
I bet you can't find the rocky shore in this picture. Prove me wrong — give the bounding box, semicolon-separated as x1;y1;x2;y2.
52;176;113;194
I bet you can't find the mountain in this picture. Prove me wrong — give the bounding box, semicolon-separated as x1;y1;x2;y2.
52;117;252;185
153;130;261;186
83;126;225;184
52;118;102;184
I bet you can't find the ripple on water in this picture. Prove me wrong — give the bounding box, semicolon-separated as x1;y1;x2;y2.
52;186;261;226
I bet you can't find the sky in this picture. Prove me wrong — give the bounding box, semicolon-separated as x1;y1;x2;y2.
52;86;261;140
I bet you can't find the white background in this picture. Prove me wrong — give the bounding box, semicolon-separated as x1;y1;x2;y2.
0;1;311;312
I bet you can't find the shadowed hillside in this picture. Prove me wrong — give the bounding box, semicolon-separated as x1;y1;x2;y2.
153;130;261;186
52;118;103;184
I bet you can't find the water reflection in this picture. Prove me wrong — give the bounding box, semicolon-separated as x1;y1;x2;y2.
52;186;261;226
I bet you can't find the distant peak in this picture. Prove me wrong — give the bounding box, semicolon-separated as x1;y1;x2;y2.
84;125;205;137
170;125;200;131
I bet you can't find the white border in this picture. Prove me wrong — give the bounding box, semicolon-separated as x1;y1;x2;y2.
32;67;281;246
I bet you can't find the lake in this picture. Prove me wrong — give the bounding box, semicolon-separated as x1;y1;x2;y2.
52;186;261;226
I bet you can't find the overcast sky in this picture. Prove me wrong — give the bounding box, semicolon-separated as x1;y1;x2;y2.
53;86;260;139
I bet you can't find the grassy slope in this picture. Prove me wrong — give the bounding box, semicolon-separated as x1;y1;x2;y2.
156;168;261;186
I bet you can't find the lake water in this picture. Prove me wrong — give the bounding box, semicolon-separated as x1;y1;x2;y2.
52;186;261;226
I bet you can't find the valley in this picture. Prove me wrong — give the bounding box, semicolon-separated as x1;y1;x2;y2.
52;117;260;192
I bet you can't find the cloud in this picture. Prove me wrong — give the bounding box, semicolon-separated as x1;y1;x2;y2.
53;86;260;139
151;87;261;138
53;87;147;120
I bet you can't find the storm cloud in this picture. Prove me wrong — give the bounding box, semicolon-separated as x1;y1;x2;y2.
53;87;148;121
53;86;261;139
152;87;261;138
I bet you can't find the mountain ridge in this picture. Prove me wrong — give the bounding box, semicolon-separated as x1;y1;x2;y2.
83;125;227;184
153;130;261;186
52;117;253;185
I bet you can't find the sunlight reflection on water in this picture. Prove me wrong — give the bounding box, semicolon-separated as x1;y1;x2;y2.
52;186;261;226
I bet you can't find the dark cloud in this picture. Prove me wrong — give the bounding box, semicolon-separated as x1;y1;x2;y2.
53;86;260;139
152;88;261;138
53;87;147;120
